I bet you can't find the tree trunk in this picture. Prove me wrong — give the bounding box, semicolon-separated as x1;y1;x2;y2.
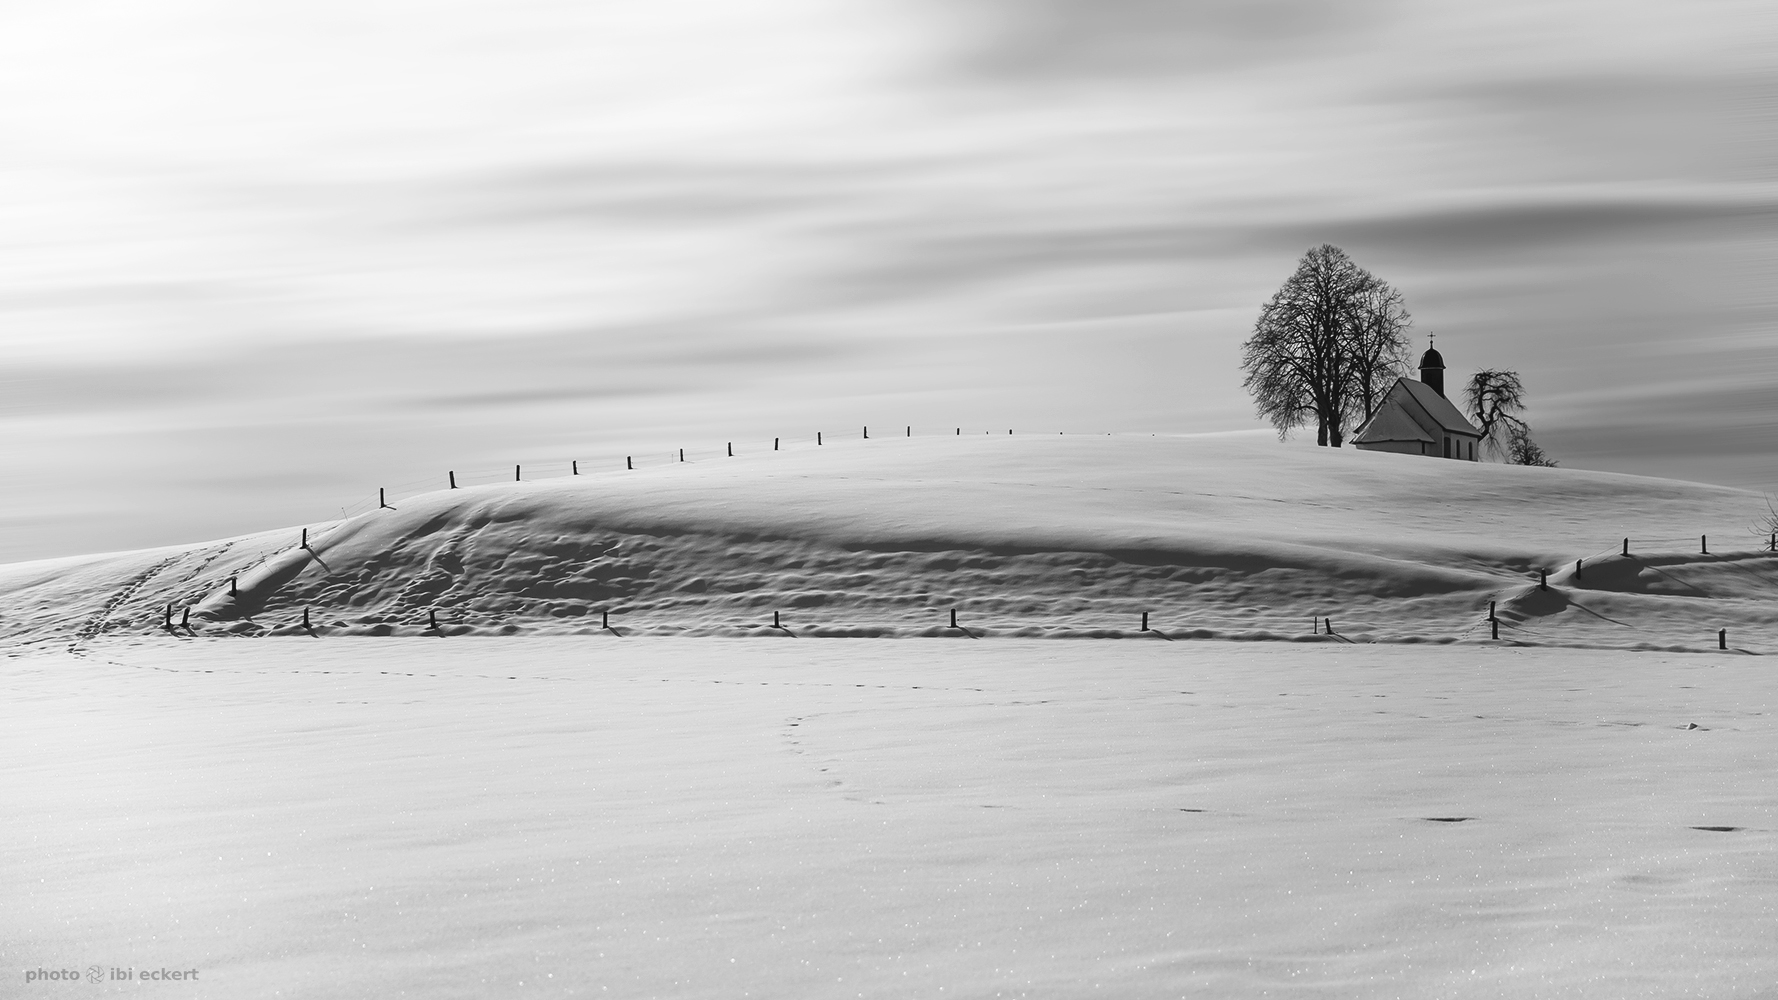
1316;415;1328;446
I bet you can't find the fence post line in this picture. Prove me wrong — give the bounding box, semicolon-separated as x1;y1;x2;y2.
1622;538;1628;556
229;577;238;597
905;425;910;437
679;449;684;462
727;442;733;457
1576;558;1583;579
572;461;578;475
301;528;308;549
949;609;958;629
302;607;311;629
515;465;521;482
449;471;457;489
863;426;868;439
627;456;633;470
1539;568;1548;590
1489;600;1497;620
181;607;190;629
1325;617;1332;635
602;610;609;630
1720;629;1727;650
1140;611;1149;632
163;604;172;628
380;488;390;509
1702;534;1708;554
774;437;779;451
1492;618;1499;640
429;609;439;630
773;610;781;629
817;432;822;445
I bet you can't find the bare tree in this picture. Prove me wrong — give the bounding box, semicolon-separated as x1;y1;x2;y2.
1347;280;1412;424
1506;424;1557;467
1752;494;1778;545
1464;369;1528;457
1240;245;1411;446
1465;369;1556;465
1239;320;1315;440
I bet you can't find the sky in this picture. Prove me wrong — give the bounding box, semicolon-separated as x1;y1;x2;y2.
1;0;1774;561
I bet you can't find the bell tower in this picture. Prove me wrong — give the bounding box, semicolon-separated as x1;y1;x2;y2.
1418;334;1446;397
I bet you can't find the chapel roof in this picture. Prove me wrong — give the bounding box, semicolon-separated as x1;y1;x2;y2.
1351;377;1482;443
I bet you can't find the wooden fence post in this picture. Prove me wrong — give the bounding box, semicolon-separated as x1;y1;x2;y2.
1140;611;1149;632
1539;569;1547;590
949;609;958;629
727;443;733;457
1719;629;1727;650
627;456;633;470
1622;538;1628;556
229;577;238;597
774;437;779;451
572;461;579;475
449;471;457;489
1702;535;1708;554
515;465;521;481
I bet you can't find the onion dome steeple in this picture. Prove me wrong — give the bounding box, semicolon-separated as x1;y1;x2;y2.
1418;335;1446;397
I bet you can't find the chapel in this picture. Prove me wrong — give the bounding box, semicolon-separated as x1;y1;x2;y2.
1350;342;1484;460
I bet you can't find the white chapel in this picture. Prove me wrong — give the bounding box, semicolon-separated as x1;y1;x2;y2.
1351;343;1484;460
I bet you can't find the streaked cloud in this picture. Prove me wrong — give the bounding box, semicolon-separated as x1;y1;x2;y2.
0;0;1773;559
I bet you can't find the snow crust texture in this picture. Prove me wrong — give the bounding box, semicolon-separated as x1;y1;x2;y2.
2;434;1770;652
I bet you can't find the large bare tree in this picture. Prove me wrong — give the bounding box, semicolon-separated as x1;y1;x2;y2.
1240;245;1411;446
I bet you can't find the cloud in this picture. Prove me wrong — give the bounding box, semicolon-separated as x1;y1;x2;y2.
934;0;1392;82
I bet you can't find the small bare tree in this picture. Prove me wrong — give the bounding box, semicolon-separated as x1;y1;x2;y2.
1506;424;1557;467
1752;493;1778;545
1464;369;1527;457
1466;369;1555;466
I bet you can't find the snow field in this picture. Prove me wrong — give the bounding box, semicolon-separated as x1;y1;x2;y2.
4;638;1774;998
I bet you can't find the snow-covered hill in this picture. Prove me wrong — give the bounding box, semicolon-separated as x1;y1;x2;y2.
3;432;1771;650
